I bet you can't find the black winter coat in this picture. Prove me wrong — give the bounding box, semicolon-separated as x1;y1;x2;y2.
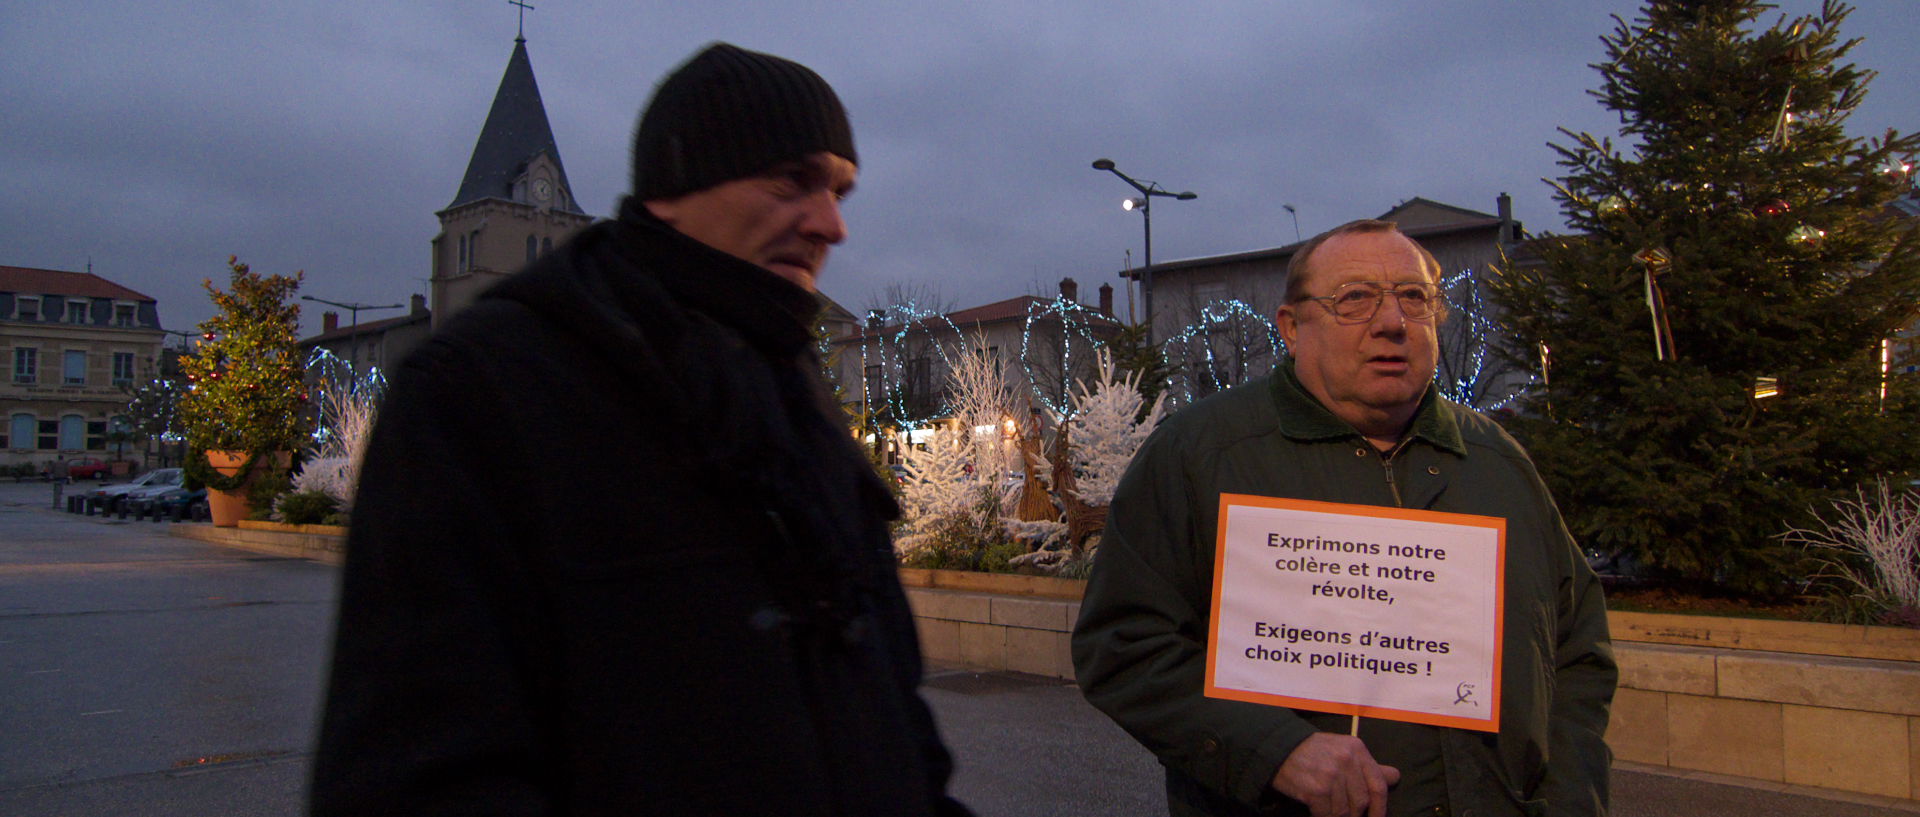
311;203;969;817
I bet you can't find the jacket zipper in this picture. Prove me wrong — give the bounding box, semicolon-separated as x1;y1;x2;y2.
1378;439;1409;508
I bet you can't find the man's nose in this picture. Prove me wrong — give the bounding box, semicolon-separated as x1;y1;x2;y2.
1370;293;1409;334
799;191;848;245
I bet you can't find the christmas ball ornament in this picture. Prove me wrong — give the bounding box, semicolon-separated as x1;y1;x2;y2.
1753;199;1791;218
1881;159;1913;179
1597;194;1629;217
1786;224;1825;246
203;332;216;341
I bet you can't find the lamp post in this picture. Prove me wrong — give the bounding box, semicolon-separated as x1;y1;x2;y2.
301;295;402;374
1283;204;1301;242
1091;158;1195;327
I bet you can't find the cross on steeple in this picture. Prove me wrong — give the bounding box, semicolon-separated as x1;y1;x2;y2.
508;0;535;41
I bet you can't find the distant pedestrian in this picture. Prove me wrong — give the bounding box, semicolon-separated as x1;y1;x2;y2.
311;42;970;817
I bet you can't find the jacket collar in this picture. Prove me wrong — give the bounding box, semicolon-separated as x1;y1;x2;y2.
1268;357;1467;457
613;197;820;356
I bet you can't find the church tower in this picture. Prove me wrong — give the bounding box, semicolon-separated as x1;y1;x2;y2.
431;34;593;328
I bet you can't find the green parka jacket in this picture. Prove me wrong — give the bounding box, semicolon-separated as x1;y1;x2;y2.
1072;361;1615;817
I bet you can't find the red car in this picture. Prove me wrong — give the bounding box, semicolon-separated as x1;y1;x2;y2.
65;458;110;480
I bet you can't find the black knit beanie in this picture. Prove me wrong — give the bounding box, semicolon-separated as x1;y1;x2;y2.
631;42;857;200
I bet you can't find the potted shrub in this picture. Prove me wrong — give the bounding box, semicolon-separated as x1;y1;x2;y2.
176;257;310;526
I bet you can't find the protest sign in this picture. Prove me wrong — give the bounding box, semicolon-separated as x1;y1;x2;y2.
1204;494;1505;732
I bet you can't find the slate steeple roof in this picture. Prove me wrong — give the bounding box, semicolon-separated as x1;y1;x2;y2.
448;36;583;213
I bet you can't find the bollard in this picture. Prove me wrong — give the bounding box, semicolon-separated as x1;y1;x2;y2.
170;503;187;523
51;480;64;510
117;501;130;520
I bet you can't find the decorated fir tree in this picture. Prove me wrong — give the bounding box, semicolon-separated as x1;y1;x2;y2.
178;257;311;489
1491;0;1920;594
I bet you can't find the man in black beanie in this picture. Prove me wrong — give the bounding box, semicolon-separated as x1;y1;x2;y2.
312;43;971;817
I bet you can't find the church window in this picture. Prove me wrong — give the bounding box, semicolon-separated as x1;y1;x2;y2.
542;237;552;255
468;230;482;269
458;235;469;272
526;234;538;264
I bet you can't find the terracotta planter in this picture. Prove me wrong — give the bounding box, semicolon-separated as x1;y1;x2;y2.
204;450;290;527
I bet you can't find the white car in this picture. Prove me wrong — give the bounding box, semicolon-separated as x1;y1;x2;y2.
90;468;184;513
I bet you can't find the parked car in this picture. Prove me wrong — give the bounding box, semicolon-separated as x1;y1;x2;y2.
65;458;110;480
89;468;184;513
136;486;208;522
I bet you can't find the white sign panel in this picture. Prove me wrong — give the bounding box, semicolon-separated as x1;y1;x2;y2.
1204;494;1506;732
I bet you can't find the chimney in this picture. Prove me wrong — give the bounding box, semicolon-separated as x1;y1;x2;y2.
1098;283;1114;316
411;293;427;315
1497;192;1515;245
323;312;339;332
1059;277;1079;304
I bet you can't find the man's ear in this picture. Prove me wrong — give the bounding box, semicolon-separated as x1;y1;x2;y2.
643;198;680;225
1276;304;1299;348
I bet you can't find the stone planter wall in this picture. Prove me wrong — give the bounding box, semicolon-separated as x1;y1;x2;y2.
899;570;1920;804
168;520;347;565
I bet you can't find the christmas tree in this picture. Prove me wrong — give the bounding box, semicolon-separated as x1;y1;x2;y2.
1491;0;1920;594
178;258;311;483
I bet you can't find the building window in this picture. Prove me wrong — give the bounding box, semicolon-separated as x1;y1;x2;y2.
526;234;538;264
37;419;57;450
86;420;106;451
469;230;481;269
13;348;36;383
17;297;39;321
67;300;90;324
458;234;469;272
113;304;135;327
59;415;84;450
907;357;932;408
542;236;552;255
7;414;31;450
64;349;87;385
112;352;136;385
864;364;883;405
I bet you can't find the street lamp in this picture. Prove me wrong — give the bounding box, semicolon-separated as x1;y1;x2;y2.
1091;158;1195;326
301;295;403;373
1283;204;1301;242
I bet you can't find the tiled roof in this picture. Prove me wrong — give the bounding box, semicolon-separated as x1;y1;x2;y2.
845;294;1120;340
300;310;429;345
0;265;154;301
1128;216;1510;278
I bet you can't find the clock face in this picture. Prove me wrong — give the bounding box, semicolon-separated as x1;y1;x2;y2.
532;179;552;201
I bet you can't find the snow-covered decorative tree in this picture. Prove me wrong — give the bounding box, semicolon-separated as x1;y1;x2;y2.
1012;348;1168;573
893;342;1039;567
893;424;989;557
1490;0;1920;594
289;372;385;516
1066;347;1169;509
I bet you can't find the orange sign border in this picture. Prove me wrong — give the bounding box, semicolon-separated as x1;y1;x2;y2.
1203;493;1507;732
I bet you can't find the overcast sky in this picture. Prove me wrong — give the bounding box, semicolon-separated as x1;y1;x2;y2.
5;1;1915;337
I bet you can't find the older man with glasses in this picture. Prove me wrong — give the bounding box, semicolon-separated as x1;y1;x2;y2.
1074;219;1616;817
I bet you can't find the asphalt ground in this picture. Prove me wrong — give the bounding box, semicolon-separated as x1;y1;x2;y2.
0;478;1912;816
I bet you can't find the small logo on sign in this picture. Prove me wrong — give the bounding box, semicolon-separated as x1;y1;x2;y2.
1454;682;1477;707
